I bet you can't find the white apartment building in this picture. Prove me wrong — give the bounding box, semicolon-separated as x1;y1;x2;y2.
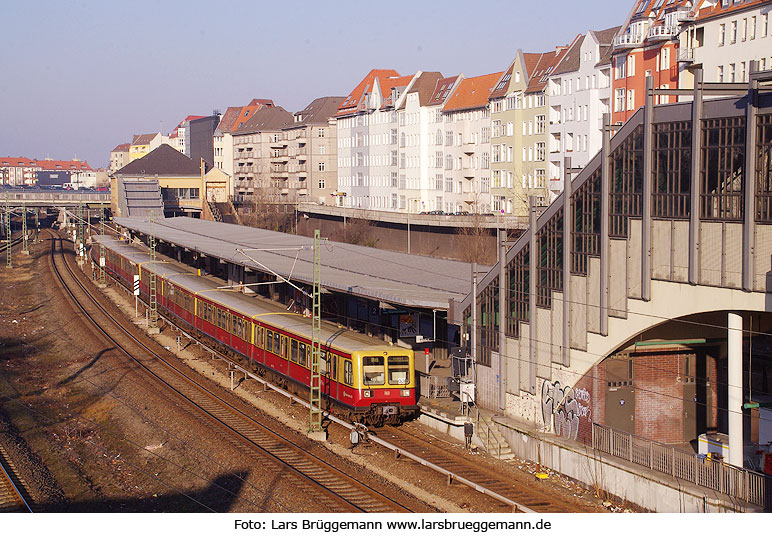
680;0;772;85
548;28;617;192
441;73;501;214
336;69;417;211
395;72;451;212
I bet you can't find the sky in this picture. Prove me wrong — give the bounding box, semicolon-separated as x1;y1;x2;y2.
0;0;631;169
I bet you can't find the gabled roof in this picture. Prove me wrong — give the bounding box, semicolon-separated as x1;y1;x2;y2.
380;73;416;109
442;72;504;112
593;25;622;67
215;106;244;134
692;0;768;22
336;69;401;116
232;99;275;131
112;143;131;153
287;96;345;129
525;41;576;94
427;76;460;107
131;133;159;146
552;35;585;76
489;62;515;100
398;71;444;109
115;144;210;176
233;106;293;135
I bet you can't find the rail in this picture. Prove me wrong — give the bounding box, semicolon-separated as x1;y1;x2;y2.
592;423;769;509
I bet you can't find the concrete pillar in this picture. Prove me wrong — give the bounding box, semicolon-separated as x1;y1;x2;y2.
528;196;537;394
689;67;703;285
728;312;744;468
498;229;506;411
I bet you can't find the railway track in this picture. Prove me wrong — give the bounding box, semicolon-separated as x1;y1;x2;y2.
47;233;413;513
0;445;32;513
377;426;587;512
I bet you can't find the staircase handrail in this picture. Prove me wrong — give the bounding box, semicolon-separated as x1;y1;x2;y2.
466;398;503;459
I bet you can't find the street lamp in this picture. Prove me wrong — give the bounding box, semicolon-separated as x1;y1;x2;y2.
406;198;421;254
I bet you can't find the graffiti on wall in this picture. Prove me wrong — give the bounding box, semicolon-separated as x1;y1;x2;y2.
541;380;592;440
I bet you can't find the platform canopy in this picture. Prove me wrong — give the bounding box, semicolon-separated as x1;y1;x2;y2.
115;216;488;310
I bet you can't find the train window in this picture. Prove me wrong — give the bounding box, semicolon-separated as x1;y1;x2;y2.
319;350;327;375
331;354;338;381
291;340;298;363
298;342;307;367
387;356;410;385
266;330;273;352
343;360;353;386
362;356;385;386
256;326;264;348
273;332;281;355
281;335;287;358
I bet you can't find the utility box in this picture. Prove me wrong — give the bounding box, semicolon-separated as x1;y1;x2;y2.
460;382;475;404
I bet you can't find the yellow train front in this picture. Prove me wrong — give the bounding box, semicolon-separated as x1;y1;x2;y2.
94;236;418;425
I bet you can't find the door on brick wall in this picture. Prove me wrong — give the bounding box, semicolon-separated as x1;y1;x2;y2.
682;353;697;444
605;354;635;434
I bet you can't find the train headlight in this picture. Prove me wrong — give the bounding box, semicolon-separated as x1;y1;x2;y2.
400;389;410;397
363;390;372;398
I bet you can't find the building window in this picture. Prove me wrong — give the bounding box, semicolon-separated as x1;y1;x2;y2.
660;47;670;71
615;88;626;112
318;178;325;189
730;20;737;43
535;142;546;162
318;162;325;172
719;23;726;45
435;151;443;168
318;128;325;137
627;89;636;111
535;115;546;134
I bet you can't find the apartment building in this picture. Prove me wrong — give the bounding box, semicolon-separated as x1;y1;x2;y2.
232;106;293;198
440;72;503;214
611;0;693;124
110;143;131;173
394;71;447;212
282;96;344;205
129;133;164;162
548;28;618;193
336;69;418;210
213;99;275;189
489;52;541;215
679;0;772;86
508;46;572;213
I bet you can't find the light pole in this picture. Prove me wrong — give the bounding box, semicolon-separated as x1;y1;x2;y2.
406;198;421;254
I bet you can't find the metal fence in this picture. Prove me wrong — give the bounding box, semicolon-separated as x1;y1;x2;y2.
592;423;769;509
418;373;450;399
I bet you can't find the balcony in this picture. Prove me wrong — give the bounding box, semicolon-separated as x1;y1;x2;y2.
677;47;694;64
647;24;679;41
269;137;287;148
462;167;475;179
613;32;645;49
461;142;475;155
297;188;308;197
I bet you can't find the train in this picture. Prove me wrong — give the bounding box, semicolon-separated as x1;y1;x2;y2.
91;235;418;425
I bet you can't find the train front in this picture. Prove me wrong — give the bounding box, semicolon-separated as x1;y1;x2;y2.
352;348;418;425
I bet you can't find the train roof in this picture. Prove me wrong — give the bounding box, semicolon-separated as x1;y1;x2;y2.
94;236;408;353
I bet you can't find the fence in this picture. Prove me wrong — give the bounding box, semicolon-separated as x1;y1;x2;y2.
592;423;769;509
418;373;450;399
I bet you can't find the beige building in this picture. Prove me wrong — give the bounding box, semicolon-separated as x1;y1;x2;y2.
129;133;164;162
282;96;343;205
232;106;293;199
111;144;228;218
109;143;131;173
490;45;573;215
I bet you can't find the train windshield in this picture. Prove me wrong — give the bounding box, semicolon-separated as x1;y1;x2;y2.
388;356;410;385
362;356;385;386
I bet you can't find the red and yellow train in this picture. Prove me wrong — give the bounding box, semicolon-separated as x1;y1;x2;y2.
93;236;418;425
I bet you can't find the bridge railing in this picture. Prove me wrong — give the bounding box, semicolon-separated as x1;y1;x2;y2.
592;423;769;509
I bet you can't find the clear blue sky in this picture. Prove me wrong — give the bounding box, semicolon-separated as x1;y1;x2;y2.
0;0;630;168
